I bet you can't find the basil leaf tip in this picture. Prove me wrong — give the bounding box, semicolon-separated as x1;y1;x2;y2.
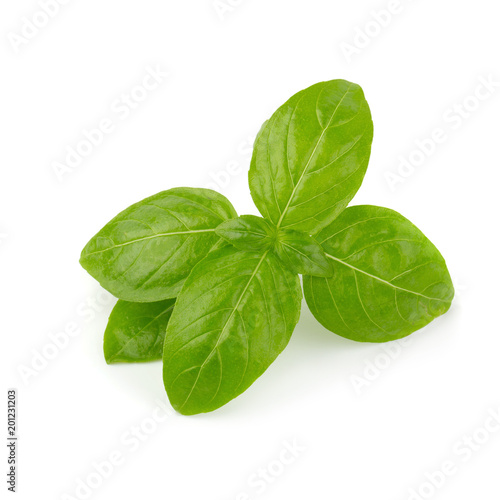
104;299;175;364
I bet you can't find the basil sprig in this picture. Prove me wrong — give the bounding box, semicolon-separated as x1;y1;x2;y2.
80;79;454;415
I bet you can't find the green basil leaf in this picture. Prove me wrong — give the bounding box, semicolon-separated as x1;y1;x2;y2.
163;245;302;415
80;188;237;302
249;79;373;235
303;206;454;342
215;215;276;251
104;299;175;363
275;229;333;277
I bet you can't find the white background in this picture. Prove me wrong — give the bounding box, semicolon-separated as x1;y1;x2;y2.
1;1;499;499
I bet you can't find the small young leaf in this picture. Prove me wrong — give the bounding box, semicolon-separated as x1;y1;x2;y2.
275;229;333;277
104;299;175;363
80;188;237;302
303;206;454;342
163;245;302;415
249;79;373;235
216;215;276;251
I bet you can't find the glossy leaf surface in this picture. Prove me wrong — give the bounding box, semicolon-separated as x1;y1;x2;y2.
216;215;276;251
104;299;175;363
304;206;454;342
249;80;373;235
80;188;237;302
275;229;333;277
163;245;302;415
